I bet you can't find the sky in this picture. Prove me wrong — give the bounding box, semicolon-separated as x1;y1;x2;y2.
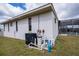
54;3;79;20
0;3;79;22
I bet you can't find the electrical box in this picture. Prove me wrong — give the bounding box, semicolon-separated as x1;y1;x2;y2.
25;33;37;45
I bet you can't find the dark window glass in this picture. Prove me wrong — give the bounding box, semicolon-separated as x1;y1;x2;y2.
16;21;18;31
55;18;57;23
28;18;32;31
8;23;9;31
10;22;13;26
4;24;5;31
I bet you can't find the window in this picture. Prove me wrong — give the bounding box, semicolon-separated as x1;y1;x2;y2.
54;17;57;23
28;18;32;31
4;24;5;31
16;21;18;31
8;23;9;31
10;22;13;26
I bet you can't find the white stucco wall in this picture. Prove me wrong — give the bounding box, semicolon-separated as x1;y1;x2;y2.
15;19;28;39
4;18;29;40
51;11;58;44
39;12;53;40
4;11;58;43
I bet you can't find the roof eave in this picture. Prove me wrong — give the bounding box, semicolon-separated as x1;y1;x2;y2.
0;3;57;24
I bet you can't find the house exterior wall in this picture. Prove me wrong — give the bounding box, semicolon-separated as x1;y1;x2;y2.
39;12;53;40
4;18;29;40
4;11;58;44
51;11;58;44
0;31;3;36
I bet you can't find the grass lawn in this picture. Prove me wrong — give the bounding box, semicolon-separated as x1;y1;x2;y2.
55;36;79;56
0;36;79;56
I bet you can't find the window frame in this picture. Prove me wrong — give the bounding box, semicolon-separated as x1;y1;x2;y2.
54;17;57;23
4;24;5;31
16;21;18;32
8;23;9;32
10;22;13;26
28;18;32;31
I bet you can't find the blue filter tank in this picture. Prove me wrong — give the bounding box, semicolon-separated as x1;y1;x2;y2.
48;40;52;53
